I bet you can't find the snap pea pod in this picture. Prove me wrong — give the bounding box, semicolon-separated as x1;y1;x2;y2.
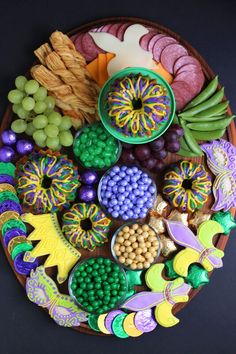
179;87;224;117
177;147;202;157
182;123;203;155
187;115;234;131
183;76;219;111
180;136;190;150
192;101;229;118
191;128;226;140
180;114;229;123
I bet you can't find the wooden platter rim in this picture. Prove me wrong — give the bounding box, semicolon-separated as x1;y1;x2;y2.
0;16;235;337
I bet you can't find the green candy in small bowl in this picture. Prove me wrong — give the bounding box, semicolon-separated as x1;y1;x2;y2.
68;257;128;315
73;122;122;170
98;67;176;144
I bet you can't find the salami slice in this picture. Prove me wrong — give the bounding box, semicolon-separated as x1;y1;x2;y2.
140;32;157;51
174;70;205;93
108;23;123;36
173;55;202;74
148;33;166;52
160;44;188;74
153;36;177;62
176;63;202;75
171;81;195;111
81;33;104;62
117;23;130;40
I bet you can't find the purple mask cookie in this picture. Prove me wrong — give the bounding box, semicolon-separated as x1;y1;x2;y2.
134;309;157;333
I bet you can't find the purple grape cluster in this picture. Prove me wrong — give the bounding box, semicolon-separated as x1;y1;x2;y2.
120;124;184;172
98;165;156;221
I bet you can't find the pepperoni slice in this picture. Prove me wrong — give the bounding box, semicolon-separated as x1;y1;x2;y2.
148;33;166;52
140;32;157;51
160;44;188;74
153;36;177;62
173;55;202;74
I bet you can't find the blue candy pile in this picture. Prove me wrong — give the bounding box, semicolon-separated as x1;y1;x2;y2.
98;165;156;220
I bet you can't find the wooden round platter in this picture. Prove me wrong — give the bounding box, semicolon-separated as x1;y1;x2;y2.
0;17;235;336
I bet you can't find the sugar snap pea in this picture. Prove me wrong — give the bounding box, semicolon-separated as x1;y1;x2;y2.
191;128;226;140
182;123;203;155
180;87;224;117
180;136;190;150
193;101;229;118
187;115;234;131
183;76;219;111
177;147;202;157
180;114;229;123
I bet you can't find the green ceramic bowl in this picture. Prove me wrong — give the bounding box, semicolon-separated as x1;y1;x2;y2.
98;67;176;144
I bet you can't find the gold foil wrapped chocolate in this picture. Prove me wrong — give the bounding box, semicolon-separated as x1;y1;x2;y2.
167;209;188;226
189;211;211;230
149;216;166;234
151;194;168;217
159;234;177;257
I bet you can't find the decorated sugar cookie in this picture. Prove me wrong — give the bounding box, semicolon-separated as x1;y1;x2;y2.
122;264;191;327
201;139;236;212
165;220;224;276
26;266;88;327
22;213;81;283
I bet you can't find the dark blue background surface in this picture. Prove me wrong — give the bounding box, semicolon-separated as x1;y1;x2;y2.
0;1;236;353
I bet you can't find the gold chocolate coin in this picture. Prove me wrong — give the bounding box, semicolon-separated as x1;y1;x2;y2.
97;313;110;334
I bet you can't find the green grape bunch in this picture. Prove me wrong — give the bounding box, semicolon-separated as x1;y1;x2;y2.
8;75;74;151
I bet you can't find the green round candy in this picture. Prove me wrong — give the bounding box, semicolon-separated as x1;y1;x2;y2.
106;266;112;273
87;305;93;313
76;297;84;303
2;219;27;237
92;301;99;308
71;283;77;291
104;284;111;291
94;276;102;283
98;268;105;275
101;274;107;281
78;265;85;271
108;277;114;284
88;258;95;265
103;296;110;304
112;314;129;338
77;277;83;283
88;289;95;296
75;288;83;296
80;134;88;143
87;283;94;290
0;191;19;204
83;301;89;307
87;266;93;273
0;162;15;177
104;258;111;266
93;263;99;270
112;290;118;296
99;133;107;141
97;257;104;264
89;296;95;302
97;308;104;315
111;283;117;290
80;283;86;289
97;290;104;298
11;243;33;260
93;270;99;277
95;283;101;289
